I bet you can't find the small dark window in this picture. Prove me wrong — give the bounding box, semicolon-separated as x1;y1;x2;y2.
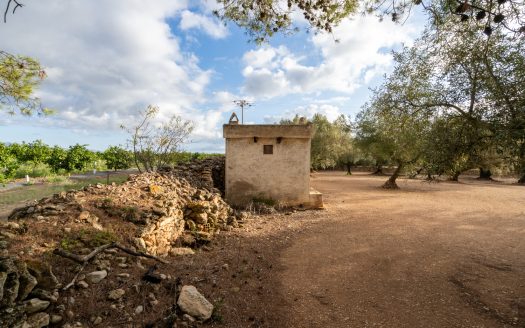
263;145;273;154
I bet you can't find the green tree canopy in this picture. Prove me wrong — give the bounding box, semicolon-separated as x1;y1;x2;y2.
102;146;133;171
63;144;95;172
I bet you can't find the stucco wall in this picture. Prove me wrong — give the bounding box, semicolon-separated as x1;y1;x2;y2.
224;125;312;206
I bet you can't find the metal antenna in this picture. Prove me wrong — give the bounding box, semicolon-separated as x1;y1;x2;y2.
233;99;253;124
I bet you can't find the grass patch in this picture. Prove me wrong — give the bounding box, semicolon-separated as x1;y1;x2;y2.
252;197;277;207
0;173;130;210
43;175;68;183
60;229;118;251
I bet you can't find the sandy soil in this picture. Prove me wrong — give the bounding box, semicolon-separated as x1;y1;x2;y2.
275;172;525;328
203;172;525;328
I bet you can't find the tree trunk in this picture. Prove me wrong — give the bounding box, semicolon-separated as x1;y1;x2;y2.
408;167;423;179
451;171;460;182
346;163;352;175
518;173;525;184
382;163;403;189
478;167;492;180
371;164;383;175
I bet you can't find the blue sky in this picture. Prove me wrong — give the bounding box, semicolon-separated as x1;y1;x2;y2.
0;0;425;153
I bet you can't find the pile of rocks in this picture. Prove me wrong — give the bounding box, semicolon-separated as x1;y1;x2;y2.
6;157;236;257
0;253;60;328
1;157;238;327
168;156;225;195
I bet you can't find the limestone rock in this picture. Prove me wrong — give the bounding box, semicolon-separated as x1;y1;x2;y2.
78;211;103;230
169;247;195;256
26;260;59;290
0;257;20;307
182;314;196;322
177;285;213;321
92;316;103;325
28;288;58;303
0;271;6;298
108;288;125;300
23;298;50;314
16;262;38;301
0;221;20;230
77;281;89;289
23;312;50;328
50;314;63;324
85;270;107;284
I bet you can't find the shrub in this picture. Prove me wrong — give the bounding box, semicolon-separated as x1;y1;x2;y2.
14;162;53;178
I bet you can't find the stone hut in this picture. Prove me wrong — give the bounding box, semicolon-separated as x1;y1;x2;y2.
223;122;323;208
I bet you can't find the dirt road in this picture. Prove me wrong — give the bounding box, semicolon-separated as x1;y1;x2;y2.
275;172;525;328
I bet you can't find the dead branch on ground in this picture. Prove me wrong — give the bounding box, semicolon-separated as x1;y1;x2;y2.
54;242;168;290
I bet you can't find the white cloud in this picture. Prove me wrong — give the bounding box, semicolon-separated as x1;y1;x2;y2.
0;1;228;143
179;10;228;39
241;15;419;99
243;46;289;69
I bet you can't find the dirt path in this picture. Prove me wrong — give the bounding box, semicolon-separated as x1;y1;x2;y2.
276;172;525;328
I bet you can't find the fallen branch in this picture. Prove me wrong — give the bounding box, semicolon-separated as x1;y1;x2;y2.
54;242;168;266
54;243;113;264
112;243;168;264
56;242;169;290
62;262;88;291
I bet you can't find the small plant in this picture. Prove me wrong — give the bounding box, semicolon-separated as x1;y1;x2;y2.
211;298;225;323
252;197;276;206
99;197;113;208
90;231;117;247
245;197;287;214
123;206;140;222
59;229;117;250
59;235;82;251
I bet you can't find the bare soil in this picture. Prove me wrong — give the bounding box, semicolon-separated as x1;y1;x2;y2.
4;171;525;327
201;171;525;327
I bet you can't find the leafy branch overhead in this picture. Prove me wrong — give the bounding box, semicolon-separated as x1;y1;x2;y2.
368;0;525;34
214;0;525;42
214;0;358;43
0;51;51;115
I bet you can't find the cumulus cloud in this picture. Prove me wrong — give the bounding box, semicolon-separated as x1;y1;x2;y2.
242;15;418;98
179;10;229;39
0;0;230;143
